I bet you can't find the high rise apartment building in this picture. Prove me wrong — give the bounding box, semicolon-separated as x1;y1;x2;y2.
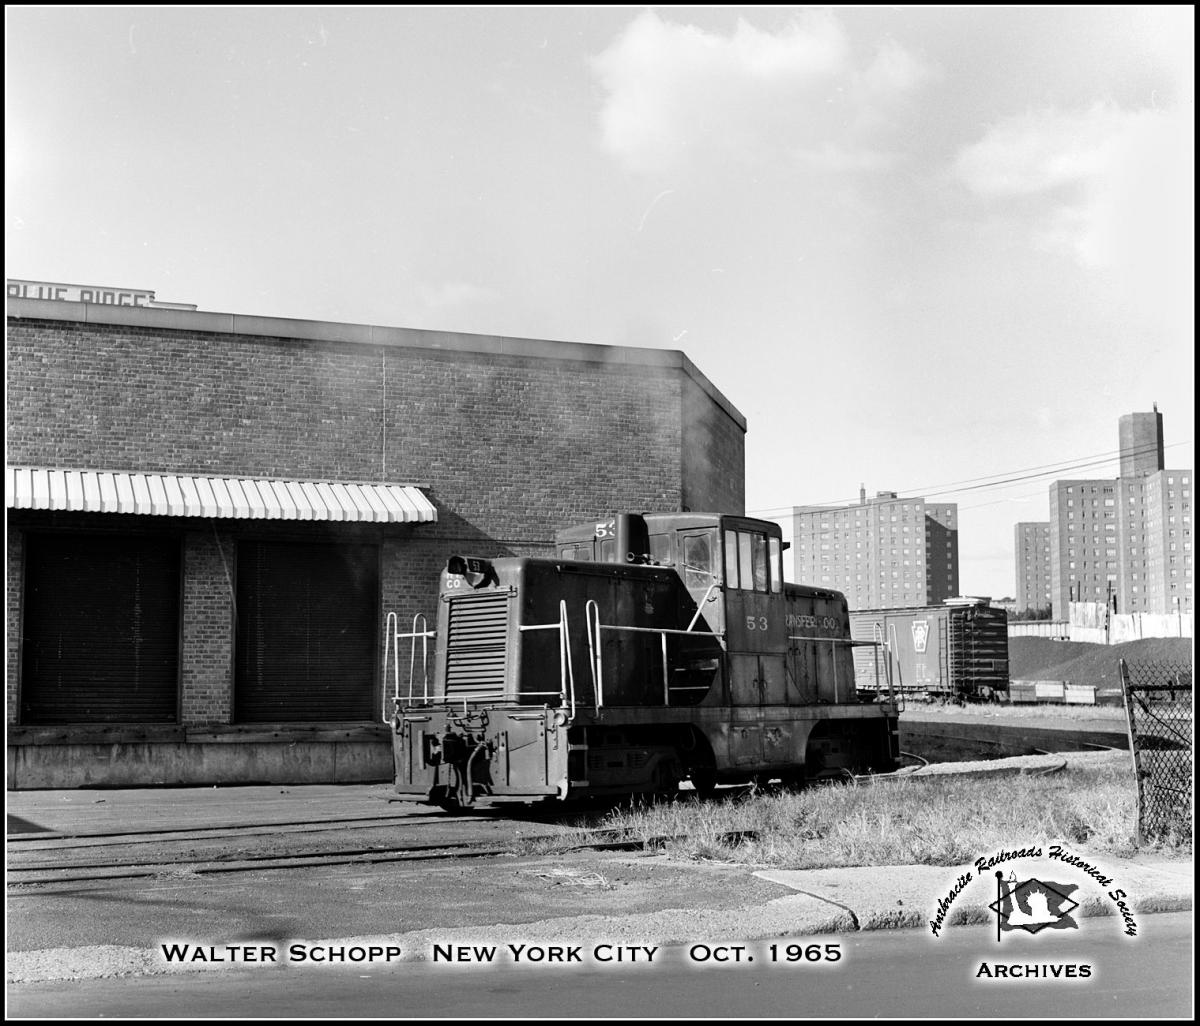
1014;522;1052;615
1118;468;1193;616
786;489;959;610
1045;409;1192;619
1049;478;1121;616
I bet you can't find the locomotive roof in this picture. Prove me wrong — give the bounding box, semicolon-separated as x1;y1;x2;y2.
555;511;782;543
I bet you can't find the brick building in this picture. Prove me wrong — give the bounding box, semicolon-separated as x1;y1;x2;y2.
6;295;745;787
781;488;959;610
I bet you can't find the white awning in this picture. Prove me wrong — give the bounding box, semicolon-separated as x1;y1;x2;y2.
5;467;437;524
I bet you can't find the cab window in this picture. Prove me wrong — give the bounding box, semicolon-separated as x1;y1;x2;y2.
738;532;753;590
724;530;740;589
682;533;714;589
649;533;671;566
751;534;767;591
725;528;773;593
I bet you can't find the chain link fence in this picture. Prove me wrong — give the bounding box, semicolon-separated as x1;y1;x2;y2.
1120;659;1193;844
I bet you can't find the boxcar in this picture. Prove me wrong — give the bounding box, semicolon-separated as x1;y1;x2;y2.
849;598;1010;702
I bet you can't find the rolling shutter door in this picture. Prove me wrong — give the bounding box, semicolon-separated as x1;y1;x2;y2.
21;533;181;724
235;541;378;722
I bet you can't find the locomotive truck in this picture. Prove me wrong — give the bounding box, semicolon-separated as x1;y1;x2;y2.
386;512;900;809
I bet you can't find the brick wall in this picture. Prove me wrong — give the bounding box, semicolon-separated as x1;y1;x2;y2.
181;529;235;724
681;375;745;515
5;319;706;541
6;310;745;738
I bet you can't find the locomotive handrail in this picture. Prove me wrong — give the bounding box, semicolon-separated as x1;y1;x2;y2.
865;623;894;706
586;600;722;708
661;632;669;705
383;612;435;718
887;623;902;692
882;624;896;706
560;600;576;721
516;600;576;720
871;622;889;698
382;611;398;723
585;600;604;708
603;624;725;638
786;633;845;702
787;635;856;643
885;623;904;711
686;579;722;632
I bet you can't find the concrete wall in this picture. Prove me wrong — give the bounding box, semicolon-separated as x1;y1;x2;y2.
6;727;392;789
1067;602;1193;643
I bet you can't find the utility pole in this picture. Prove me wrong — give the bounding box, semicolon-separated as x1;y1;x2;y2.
1105;579;1113;645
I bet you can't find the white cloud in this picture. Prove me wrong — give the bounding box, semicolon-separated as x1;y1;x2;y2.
856;38;934;110
953;104;1193;281
592;11;930;175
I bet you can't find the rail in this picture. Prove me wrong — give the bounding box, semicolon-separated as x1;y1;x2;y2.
383;612;435;719
586;600;723;707
516;600;576;720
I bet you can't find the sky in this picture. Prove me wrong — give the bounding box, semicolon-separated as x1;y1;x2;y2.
6;6;1195;598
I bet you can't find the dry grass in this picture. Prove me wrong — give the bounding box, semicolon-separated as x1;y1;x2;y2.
903;701;1128;721
522;756;1190;868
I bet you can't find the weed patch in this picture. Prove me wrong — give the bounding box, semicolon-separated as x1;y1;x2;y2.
524;757;1189;868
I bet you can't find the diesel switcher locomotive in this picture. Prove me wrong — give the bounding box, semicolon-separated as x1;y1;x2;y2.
386;512;899;809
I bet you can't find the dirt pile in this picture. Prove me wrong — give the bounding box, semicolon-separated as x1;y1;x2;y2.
1009;636;1193;689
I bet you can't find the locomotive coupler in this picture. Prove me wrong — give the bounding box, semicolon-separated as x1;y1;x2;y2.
429;728;494;807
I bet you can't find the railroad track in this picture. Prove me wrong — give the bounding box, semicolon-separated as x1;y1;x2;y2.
6;798;767;890
7;840;525;888
5;804;698;890
6;811;496;852
6;808;571;888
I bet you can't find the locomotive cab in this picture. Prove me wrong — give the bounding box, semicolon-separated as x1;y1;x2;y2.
556;513;816;708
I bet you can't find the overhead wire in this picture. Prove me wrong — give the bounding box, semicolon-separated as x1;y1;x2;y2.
748;440;1192;518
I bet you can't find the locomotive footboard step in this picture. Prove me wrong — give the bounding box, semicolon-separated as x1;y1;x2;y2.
387;512;899;810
